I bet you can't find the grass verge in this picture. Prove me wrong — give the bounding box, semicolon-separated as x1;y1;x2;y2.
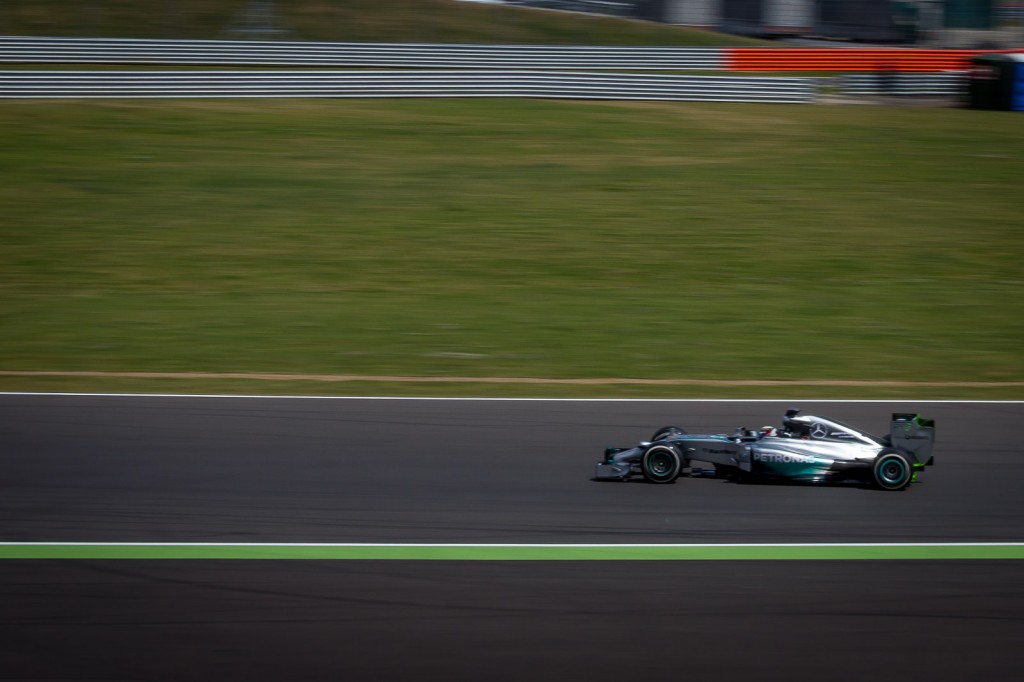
2;99;1022;397
1;377;1021;401
0;0;770;45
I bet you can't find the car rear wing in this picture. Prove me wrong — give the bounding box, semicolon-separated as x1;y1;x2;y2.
890;413;935;464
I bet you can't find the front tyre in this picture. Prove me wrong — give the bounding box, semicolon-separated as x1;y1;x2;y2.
642;445;682;484
873;450;913;491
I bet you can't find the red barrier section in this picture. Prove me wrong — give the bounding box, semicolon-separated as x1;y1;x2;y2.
726;48;1000;72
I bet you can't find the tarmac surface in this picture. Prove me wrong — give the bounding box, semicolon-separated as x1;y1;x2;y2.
2;395;1022;681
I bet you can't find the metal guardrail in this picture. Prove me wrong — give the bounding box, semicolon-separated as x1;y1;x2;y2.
838;72;968;97
0;70;817;102
728;48;987;72
0;36;725;70
1;37;967;103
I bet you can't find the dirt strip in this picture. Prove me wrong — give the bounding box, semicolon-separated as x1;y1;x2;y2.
1;371;1021;388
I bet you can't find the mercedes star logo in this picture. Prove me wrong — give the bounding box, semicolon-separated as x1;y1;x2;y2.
810;423;828;439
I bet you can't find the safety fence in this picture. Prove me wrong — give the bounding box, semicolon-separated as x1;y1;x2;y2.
727;48;1002;72
0;36;1009;72
837;72;968;97
0;37;725;70
0;70;818;102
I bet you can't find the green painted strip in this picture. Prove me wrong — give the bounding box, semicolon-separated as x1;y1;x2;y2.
1;544;1023;561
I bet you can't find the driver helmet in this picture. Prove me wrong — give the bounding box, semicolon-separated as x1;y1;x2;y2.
782;416;810;436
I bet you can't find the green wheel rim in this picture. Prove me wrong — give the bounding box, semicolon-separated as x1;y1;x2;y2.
647;449;675;478
879;456;908;486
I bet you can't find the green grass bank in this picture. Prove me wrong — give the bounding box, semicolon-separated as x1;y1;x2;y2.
0;0;769;45
2;99;1022;398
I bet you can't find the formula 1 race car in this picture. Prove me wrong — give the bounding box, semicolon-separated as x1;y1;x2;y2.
595;408;935;490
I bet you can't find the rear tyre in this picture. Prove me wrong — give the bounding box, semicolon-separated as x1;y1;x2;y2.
642;445;682;484
651;426;687;441
872;450;913;491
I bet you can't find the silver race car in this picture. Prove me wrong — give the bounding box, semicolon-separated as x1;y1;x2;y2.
595;408;934;490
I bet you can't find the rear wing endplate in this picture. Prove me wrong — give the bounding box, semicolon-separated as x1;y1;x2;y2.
890;413;935;464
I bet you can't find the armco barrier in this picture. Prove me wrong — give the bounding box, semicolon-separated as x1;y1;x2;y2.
727;48;1003;72
0;70;817;102
838;72;968;97
1;37;1010;74
0;37;724;70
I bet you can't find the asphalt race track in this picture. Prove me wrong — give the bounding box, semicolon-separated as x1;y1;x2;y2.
2;395;1022;681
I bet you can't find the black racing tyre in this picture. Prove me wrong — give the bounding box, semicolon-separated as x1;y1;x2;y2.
651;426;687;441
642;445;682;484
872;450;913;491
